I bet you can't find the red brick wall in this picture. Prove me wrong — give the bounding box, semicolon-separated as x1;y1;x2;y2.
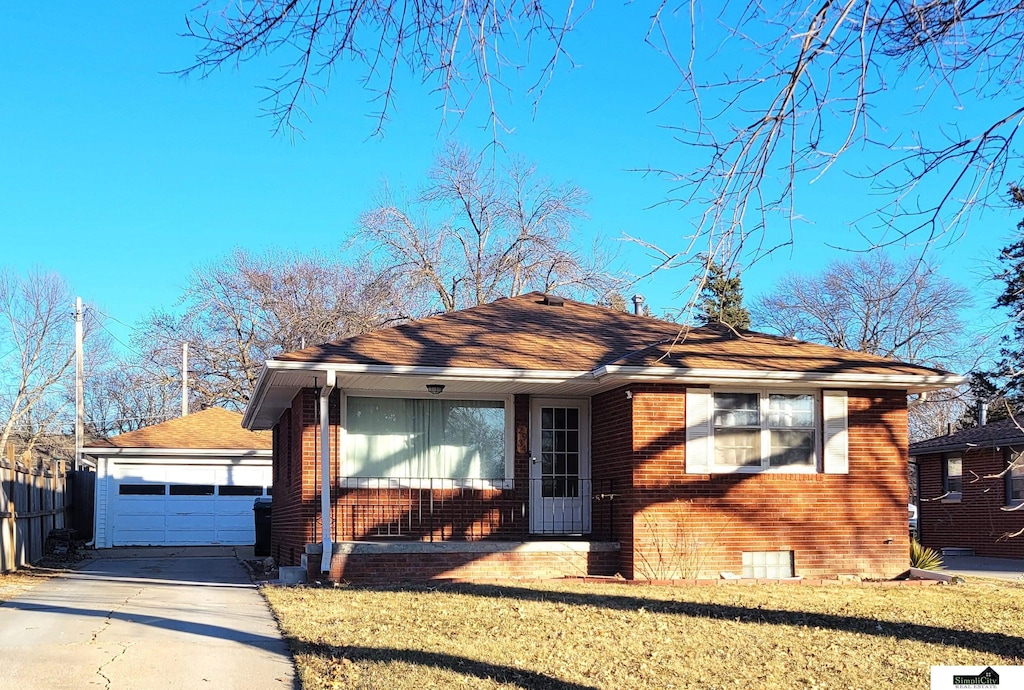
331;485;528;541
275;385;912;580
591;386;911;580
916;448;1024;558
591;386;637;576
319;548;620;582
271;389;322;567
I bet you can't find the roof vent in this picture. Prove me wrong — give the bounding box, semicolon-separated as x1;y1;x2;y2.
541;295;564;307
632;294;645;315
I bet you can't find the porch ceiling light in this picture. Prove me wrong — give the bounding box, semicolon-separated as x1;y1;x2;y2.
426;384;445;395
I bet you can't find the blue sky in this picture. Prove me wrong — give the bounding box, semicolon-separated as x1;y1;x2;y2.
2;3;1016;352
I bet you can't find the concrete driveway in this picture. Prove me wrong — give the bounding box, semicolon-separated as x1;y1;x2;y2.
0;548;296;689
944;555;1024;582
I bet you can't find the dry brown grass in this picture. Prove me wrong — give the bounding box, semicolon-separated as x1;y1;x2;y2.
0;568;56;603
264;578;1024;690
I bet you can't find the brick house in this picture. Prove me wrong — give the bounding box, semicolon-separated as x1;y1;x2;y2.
240;292;961;582
909;419;1024;559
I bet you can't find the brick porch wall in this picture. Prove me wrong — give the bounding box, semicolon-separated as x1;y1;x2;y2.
308;541;620;582
916;448;1024;559
271;389;324;567
591;386;911;580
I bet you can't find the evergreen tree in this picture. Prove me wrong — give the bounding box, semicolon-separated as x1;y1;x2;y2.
969;184;1024;423
957;372;1010;430
695;259;751;329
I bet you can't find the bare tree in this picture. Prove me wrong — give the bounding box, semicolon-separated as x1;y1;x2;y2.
753;254;975;442
752;253;972;367
180;3;1024;268
0;270;92;461
180;1;588;138
908;385;968;443
119;249;410;413
86;364;180;436
356;143;622;312
641;2;1024;265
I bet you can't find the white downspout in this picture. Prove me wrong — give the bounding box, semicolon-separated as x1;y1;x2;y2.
320;369;336;574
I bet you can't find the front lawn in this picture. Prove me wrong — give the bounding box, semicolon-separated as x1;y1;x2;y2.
264;579;1024;690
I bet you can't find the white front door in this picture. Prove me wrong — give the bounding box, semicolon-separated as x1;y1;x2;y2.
530;398;591;534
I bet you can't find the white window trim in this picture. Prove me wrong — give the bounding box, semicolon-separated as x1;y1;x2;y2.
1009;450;1024;508
339;391;515;487
707;388;820;475
942;454;963;503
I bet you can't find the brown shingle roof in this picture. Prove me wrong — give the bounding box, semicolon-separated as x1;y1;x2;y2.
275;292;952;378
101;407;272;450
910;418;1024;455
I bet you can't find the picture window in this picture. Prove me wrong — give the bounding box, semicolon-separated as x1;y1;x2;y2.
712;391;816;471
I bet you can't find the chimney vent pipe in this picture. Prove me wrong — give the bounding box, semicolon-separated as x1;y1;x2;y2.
632;294;645;315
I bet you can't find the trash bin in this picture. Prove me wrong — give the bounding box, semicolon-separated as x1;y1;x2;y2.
253;497;272;557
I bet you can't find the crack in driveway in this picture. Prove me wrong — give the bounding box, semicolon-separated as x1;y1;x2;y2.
91;587;144;688
96;640;135;689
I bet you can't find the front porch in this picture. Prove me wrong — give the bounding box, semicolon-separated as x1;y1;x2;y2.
308;477;621;581
327;477;616;541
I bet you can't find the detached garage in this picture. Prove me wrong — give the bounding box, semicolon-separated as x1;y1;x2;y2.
85;407;272;547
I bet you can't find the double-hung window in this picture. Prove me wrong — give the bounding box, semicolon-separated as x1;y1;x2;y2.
344;396;510;483
1007;451;1024;506
709;390;817;471
943;455;963;500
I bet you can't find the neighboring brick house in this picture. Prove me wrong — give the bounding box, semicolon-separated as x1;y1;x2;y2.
241;292;961;582
910;419;1024;559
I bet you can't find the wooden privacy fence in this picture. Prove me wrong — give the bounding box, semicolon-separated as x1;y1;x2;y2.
0;455;66;573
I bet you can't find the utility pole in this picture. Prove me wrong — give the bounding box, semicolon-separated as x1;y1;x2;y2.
181;342;189;417
74;297;84;472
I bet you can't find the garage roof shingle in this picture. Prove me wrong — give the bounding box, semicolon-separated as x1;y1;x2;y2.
100;407;271;450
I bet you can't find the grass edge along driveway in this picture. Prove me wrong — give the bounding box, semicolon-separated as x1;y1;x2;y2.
264;578;1024;690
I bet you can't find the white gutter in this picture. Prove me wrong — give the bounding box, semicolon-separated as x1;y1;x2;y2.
593;365;965;392
320;369;336;574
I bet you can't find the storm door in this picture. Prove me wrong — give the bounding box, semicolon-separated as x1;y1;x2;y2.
529;398;591;534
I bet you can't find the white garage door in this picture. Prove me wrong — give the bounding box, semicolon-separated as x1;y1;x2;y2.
111;463;271;546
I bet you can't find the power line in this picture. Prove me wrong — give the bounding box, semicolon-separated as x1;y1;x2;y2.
90;307;142;334
97;320;144;357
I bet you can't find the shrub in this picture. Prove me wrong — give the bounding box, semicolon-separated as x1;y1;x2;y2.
910;539;944;571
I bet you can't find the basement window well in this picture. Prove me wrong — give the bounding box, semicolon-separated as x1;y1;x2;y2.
742;550;795;579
